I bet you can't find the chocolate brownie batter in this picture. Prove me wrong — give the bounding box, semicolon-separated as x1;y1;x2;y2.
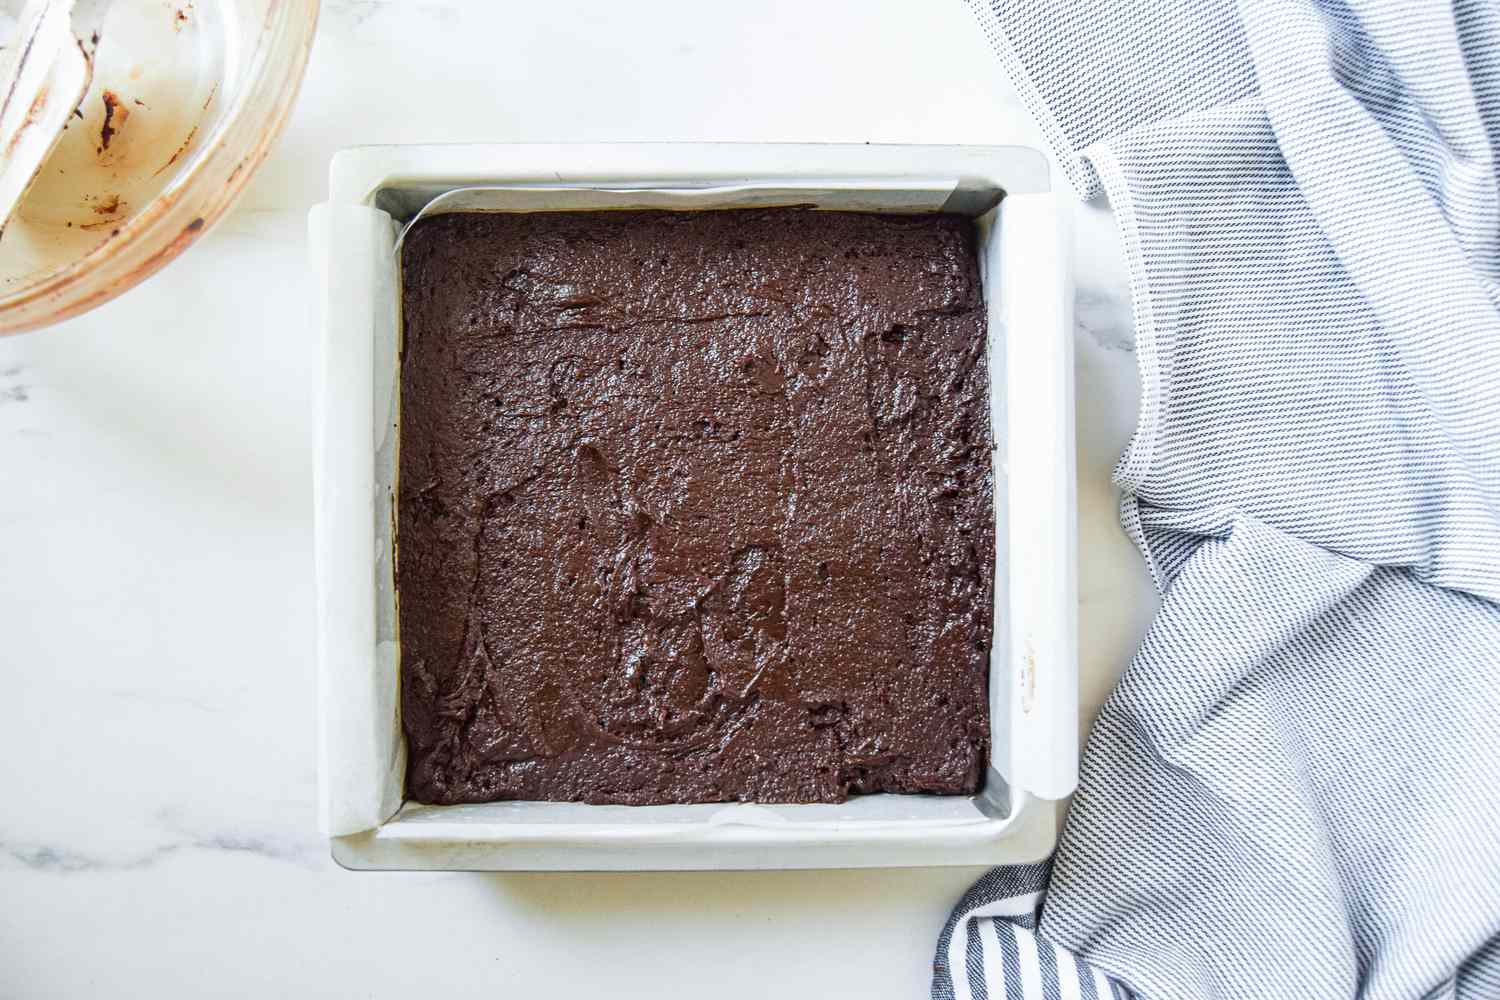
398;208;993;805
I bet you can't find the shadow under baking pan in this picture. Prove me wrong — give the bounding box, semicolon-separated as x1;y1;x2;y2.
483;864;986;922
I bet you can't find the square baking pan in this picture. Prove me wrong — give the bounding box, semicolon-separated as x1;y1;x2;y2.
309;143;1076;871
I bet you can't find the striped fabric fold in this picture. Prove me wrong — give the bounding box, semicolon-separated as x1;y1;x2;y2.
934;863;1132;1000
939;1;1500;998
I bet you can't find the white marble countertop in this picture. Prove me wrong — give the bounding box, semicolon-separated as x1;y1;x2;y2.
0;2;1156;995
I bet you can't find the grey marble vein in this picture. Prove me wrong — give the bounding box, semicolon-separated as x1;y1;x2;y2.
1075;288;1135;352
5;842;181;873
2;828;321;875
0;364;28;404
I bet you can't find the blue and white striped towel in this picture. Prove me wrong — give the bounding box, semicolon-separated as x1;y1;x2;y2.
938;1;1500;998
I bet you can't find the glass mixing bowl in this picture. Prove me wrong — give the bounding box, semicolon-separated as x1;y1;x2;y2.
0;0;318;334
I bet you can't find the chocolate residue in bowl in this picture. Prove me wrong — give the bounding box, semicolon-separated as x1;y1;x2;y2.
78;191;126;230
6;88;52;158
153;126;198;177
98;90;128;153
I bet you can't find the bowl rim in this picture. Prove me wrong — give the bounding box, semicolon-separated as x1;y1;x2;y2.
0;0;320;335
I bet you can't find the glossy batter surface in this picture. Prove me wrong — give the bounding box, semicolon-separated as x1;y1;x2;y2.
398;209;993;805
